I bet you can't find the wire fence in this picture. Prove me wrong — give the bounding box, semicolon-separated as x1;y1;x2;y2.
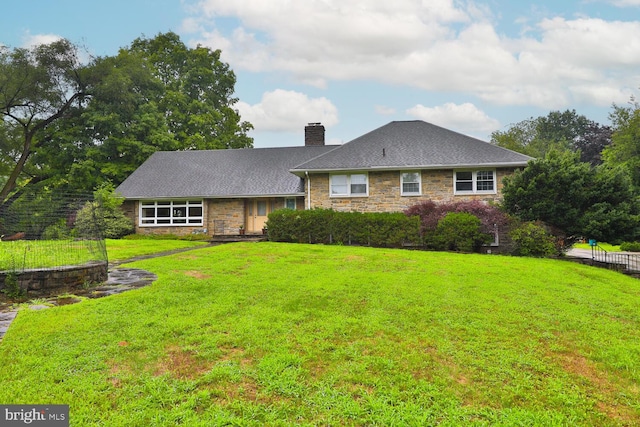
0;191;107;272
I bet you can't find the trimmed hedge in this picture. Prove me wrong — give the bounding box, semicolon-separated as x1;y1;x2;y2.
266;209;422;248
620;241;640;252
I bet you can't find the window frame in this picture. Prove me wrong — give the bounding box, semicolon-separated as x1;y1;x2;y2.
400;171;422;196
454;170;496;195
329;173;369;197
139;200;204;227
284;198;297;210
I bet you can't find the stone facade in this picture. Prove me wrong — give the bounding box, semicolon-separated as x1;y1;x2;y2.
307;168;516;212
120;168;517;236
124;197;305;237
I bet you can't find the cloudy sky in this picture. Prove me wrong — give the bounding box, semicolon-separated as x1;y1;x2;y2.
2;0;640;147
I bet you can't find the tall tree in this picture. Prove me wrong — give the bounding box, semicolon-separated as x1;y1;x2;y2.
602;101;640;186
128;32;253;151
0;39;90;203
491;109;611;163
1;33;254;202
502;150;639;244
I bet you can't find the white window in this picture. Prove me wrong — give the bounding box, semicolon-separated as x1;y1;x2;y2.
454;170;496;194
285;198;296;210
330;174;368;197
140;200;203;226
401;171;421;196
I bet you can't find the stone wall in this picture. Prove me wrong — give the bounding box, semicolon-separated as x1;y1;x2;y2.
122;197;306;237
206;199;245;235
0;262;108;297
307;169;515;212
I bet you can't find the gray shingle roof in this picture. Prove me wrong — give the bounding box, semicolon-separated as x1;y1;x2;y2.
291;120;533;172
116;146;336;199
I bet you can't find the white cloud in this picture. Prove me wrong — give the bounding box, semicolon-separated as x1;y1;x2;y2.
406;102;500;137
187;0;640;110
236;89;339;132
607;0;640;6
22;33;62;48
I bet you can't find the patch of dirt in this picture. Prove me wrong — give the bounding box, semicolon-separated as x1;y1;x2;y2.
153;344;212;380
549;345;640;424
183;270;212;280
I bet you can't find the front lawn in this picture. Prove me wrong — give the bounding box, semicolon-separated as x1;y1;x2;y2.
1;242;639;426
105;238;209;263
0;238;208;271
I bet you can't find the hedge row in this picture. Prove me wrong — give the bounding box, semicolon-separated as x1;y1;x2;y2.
266;209;422;248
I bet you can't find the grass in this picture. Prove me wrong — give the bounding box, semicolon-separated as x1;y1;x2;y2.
573;242;621;252
1;242;640;426
105;238;209;262
0;238;208;270
0;240;106;270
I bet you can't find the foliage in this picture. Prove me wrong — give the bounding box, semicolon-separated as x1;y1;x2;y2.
75;185;133;239
502;149;640;244
405;199;509;237
620;241;640;252
491;109;611;164
42;219;72;240
509;221;557;257
0;39;91;203
1;242;640;425
0;33;253;205
266;208;421;248
603;101;640;187
1;271;24;299
432;212;493;252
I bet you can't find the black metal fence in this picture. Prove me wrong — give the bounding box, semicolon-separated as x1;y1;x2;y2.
591;245;640;273
0;192;107;272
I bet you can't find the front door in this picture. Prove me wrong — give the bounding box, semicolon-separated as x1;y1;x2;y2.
247;199;269;232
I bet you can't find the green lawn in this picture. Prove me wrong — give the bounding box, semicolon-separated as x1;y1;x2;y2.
0;239;208;270
105;238;209;262
573;242;621;252
1;242;639;426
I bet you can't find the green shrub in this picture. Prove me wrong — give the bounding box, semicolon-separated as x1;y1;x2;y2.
74;185;133;239
432;212;493;252
1;271;24;299
266;209;421;248
509;222;556;257
42;219;72;240
620;241;640;252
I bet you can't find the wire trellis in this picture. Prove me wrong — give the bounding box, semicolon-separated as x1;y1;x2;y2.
0;191;107;272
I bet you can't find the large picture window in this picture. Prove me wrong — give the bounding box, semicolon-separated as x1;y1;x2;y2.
454;170;496;194
140;200;203;226
330;173;368;197
401;171;421;195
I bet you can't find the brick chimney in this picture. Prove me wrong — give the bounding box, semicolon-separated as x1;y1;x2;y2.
305;123;325;146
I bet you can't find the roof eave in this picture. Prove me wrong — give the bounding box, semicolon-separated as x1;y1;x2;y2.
122;192;306;200
290;161;530;174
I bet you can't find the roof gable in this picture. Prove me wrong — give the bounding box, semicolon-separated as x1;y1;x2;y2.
292;120;532;172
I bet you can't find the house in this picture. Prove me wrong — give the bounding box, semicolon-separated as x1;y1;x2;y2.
116;120;532;236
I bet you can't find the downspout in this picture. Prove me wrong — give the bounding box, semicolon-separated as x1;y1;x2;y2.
305;171;311;210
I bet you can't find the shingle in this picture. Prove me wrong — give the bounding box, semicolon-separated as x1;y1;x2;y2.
292;120;532;171
116;146;336;199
